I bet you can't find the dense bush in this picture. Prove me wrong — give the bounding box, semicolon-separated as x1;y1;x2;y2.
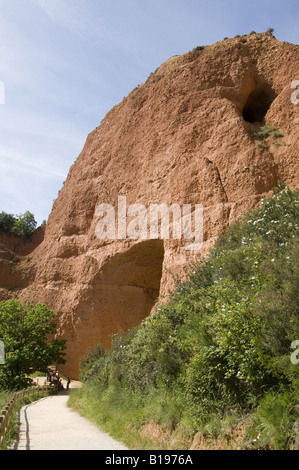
75;184;299;449
0;210;37;236
0;300;66;390
0;212;15;233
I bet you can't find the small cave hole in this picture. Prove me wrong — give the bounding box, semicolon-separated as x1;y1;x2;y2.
242;86;276;123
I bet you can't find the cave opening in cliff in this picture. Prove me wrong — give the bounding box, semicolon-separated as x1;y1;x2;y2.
90;239;165;349
242;85;276;123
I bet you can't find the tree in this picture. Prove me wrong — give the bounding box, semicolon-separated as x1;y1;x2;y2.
0;212;16;233
0;300;66;390
0;210;38;236
13;211;37;236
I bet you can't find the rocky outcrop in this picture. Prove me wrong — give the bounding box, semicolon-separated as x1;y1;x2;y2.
1;32;298;378
0;226;45;257
0;244;36;302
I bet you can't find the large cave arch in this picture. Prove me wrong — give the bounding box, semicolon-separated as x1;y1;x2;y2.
93;239;165;343
68;239;165;376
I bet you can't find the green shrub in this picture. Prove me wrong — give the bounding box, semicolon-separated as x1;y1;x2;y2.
0;300;66;390
0;210;37;236
246;388;298;449
192;45;205;52
251;125;285;148
74;184;299;449
0;390;14;409
0;212;15;233
12;211;37;236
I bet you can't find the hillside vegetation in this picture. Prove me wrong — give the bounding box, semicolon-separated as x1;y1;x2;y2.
69;184;299;450
0;211;37;236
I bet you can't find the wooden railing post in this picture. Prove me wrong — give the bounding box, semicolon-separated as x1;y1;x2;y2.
0;414;4;445
0;383;57;447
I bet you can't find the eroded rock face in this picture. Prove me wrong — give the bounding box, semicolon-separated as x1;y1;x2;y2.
1;33;298;377
0;226;45;257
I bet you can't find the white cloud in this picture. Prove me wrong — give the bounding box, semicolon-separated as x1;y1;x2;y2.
0;144;66;180
31;0;140;53
0;143;65;223
32;0;89;36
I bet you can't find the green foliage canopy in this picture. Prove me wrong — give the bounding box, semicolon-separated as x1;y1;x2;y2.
0;210;37;237
0;212;15;233
0;300;66;390
12;211;37;236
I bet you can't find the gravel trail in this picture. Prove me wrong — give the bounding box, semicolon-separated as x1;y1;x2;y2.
14;392;128;451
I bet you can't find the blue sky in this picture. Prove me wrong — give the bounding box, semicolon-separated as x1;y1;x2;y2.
0;0;298;225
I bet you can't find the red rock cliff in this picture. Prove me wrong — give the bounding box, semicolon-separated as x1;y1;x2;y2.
0;226;45;257
1;33;298;378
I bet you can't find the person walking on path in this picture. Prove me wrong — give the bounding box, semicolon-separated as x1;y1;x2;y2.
66;377;71;390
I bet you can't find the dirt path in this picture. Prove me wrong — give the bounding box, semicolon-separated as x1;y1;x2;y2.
14;384;128;450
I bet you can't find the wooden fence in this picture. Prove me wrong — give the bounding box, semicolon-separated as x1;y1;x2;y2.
0;384;56;446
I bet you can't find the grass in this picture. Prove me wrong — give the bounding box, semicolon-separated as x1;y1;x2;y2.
0;388;55;450
251;125;285;148
254;125;284;139
68;381;198;450
0;390;16;449
68;383;158;450
0;390;14;410
68;383;250;450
